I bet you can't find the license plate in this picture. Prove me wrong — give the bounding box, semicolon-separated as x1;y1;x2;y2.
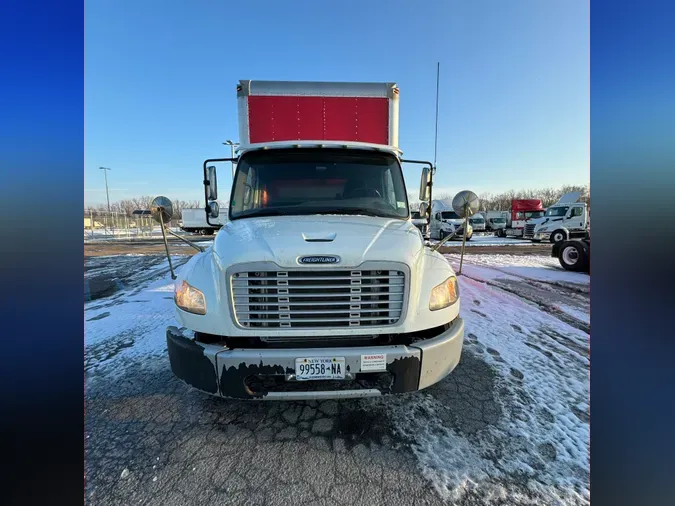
295;357;345;381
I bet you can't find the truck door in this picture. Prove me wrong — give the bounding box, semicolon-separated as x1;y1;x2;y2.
567;205;585;230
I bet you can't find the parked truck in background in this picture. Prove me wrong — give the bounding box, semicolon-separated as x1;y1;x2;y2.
552;235;590;272
180;208;227;235
164;80;465;400
481;211;508;233
429;199;473;241
468;213;486;232
495;199;545;238
527;192;588;243
410;209;427;235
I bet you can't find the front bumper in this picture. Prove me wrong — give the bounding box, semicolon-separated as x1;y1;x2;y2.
166;318;464;400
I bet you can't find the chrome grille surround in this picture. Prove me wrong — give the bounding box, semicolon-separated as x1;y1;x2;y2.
228;261;409;330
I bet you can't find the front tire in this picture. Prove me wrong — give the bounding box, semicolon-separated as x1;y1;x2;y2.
558;242;588;272
550;230;567;243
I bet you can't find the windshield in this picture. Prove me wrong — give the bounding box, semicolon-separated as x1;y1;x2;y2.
470;218;484;224
491;218;506;224
230;149;409;220
441;211;460;220
410;211;421;219
544;206;568;217
525;211;545;219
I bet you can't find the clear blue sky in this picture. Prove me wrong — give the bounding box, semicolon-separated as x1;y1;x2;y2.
85;0;589;206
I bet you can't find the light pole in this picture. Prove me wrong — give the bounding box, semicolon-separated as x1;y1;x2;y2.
99;167;112;213
222;140;239;178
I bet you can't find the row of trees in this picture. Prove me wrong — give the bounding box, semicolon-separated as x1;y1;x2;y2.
88;184;589;218
84;197;227;220
409;184;589;212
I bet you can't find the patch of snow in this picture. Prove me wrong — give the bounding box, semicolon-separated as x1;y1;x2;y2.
385;266;589;504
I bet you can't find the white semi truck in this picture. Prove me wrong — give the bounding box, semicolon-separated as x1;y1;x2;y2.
528;191;589;243
162;80;466;400
429;199;473;241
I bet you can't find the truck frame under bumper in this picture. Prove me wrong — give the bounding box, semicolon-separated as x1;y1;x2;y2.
166;318;464;400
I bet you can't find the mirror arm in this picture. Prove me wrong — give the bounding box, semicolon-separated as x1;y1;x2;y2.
165;228;205;253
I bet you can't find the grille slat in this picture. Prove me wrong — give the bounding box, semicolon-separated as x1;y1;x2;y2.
232;269;405;329
524;224;536;237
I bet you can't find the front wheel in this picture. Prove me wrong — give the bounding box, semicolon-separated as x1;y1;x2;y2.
550;230;567;243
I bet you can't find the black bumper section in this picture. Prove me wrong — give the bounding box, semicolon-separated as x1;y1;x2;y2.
166;328;422;399
166;329;219;394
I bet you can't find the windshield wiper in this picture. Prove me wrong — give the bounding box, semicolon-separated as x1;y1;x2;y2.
233;208;295;219
312;207;402;219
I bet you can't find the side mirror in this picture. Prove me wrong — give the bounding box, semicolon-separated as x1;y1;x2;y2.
206;165;218;201
208;201;219;218
419;202;428;216
150;196;174;224
419;167;430;201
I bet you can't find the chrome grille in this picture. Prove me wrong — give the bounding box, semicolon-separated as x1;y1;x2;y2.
231;269;405;328
524;224;536;237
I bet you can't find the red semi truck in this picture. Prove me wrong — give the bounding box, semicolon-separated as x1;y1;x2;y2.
495;199;545;238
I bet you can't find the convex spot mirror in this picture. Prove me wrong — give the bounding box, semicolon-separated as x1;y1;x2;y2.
208;201;219;218
452;190;480;218
419;167;430;201
151;196;174;224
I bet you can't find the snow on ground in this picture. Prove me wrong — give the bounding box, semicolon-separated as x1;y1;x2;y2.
429;234;539;247
85;252;589;505
382;264;589;504
85;258;189;381
446;253;589;286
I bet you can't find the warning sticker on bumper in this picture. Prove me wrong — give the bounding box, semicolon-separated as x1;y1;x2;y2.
360;353;386;371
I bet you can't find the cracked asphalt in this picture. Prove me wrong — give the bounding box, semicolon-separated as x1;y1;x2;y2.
85;253;590;505
86;352;500;506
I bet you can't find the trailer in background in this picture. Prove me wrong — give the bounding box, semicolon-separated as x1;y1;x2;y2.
180;208;226;235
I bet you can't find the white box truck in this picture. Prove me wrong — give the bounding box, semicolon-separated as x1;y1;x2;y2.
468;213;486;232
481;211;508;233
163;80;465;400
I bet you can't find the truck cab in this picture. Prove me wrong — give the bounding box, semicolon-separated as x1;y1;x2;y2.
529;191;588;243
164;80;465;400
429;199;473;241
469;213;486;232
498;200;544;238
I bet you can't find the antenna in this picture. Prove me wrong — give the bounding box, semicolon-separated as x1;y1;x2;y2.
433;62;440;168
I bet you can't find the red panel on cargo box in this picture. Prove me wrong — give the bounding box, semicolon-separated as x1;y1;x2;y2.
248;96;389;145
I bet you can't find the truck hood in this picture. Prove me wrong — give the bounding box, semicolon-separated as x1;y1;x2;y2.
213;215;424;269
442;219;466;227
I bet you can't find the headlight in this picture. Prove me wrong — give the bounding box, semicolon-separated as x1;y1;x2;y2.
174;280;206;315
538;227;548;232
429;276;459;311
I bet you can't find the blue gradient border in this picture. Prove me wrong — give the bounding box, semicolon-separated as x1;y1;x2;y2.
0;0;83;502
592;0;675;504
